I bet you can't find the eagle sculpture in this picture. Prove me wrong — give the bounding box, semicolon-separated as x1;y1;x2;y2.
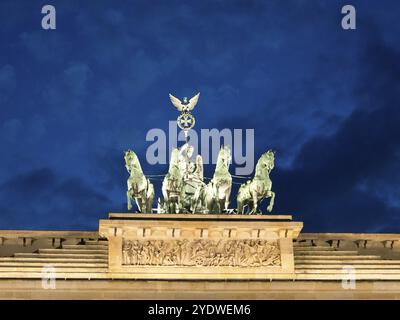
169;92;200;112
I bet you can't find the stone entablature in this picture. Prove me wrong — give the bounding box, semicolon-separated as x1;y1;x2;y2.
99;213;303;279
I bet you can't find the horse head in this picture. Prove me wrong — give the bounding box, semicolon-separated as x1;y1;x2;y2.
255;150;275;177
216;145;232;170
265;150;275;171
124;150;143;174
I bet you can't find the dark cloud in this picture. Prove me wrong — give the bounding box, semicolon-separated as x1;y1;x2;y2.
273;35;400;232
0;168;110;230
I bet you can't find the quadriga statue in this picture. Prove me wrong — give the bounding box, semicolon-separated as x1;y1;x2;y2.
125;150;154;213
237;150;276;214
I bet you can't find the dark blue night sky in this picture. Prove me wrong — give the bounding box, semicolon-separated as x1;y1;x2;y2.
0;0;399;232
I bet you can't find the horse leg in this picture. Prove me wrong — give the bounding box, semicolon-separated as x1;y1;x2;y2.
191;189;200;213
166;201;170;214
208;199;214;214
237;200;243;214
142;198;147;213
209;200;215;214
193;195;201;213
245;203;251;215
214;197;221;214
165;196;170;213
162;182;169;211
200;189;206;213
218;198;225;214
267;191;275;212
224;187;231;212
224;199;230;212
204;197;211;214
146;182;154;213
249;191;258;215
213;199;219;214
214;200;219;214
196;190;205;213
127;191;132;211
168;197;177;214
146;196;153;213
150;196;154;213
173;199;179;214
190;199;195;213
136;197;143;212
167;199;173;214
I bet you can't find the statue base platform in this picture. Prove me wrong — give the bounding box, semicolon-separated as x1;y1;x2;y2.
99;213;303;280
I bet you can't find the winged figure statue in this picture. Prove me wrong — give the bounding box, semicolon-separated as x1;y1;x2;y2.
169;93;200;112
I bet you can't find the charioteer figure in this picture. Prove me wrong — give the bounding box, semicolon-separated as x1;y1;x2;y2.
177;142;205;213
